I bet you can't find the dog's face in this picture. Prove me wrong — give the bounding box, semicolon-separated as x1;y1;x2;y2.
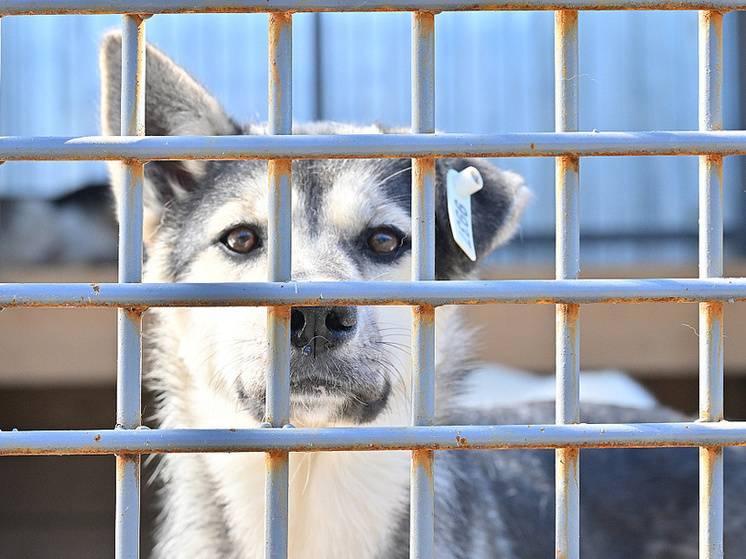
100;33;528;426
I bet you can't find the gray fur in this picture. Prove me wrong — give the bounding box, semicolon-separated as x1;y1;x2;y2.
385;404;746;558
98;32;743;559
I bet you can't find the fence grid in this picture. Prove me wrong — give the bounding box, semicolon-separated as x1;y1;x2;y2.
0;3;740;559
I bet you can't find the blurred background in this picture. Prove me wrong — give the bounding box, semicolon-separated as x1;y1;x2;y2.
3;11;746;557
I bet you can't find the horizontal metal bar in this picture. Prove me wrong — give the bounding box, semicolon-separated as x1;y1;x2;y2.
2;422;746;456
516;228;745;245
4;279;746;308
4;0;746;14
6;132;746;161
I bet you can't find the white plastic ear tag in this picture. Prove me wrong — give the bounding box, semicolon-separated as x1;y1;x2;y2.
446;166;484;261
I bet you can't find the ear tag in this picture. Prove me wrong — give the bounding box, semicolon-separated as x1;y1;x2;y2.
446;166;483;261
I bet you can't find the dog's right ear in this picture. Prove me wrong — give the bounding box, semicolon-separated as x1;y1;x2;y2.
100;31;238;243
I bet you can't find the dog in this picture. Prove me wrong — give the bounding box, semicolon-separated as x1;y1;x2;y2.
100;33;746;558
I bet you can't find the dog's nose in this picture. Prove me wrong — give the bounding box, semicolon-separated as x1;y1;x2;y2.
290;306;358;356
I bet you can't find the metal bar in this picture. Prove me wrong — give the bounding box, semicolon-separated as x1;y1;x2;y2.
7;0;746;15
115;13;145;559
699;10;725;559
7;278;746;308
4;422;746;456
311;13;324;121
734;11;746;257
12;131;746;160
410;13;436;559
555;9;580;559
502;228;741;244
265;12;292;559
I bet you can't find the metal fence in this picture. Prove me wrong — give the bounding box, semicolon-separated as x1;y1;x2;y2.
0;1;745;559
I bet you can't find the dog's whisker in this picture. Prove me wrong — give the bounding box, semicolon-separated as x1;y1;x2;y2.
372;165;412;190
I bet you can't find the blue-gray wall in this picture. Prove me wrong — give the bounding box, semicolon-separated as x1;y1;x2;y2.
1;12;742;263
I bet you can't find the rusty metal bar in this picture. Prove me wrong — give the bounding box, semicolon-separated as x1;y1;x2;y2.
3;422;746;456
10;131;746;161
6;0;746;14
410;11;436;559
265;12;292;559
7;278;746;308
555;9;580;559
115;13;145;559
699;10;725;559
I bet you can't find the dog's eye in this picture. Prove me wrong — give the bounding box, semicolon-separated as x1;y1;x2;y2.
367;227;403;255
221;226;259;254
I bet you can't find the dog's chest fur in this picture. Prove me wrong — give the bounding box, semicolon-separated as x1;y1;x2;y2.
185;387;410;558
156;395;412;558
198;451;409;559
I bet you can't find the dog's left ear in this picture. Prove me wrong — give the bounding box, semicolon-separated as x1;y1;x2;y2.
434;158;529;279
99;31;238;244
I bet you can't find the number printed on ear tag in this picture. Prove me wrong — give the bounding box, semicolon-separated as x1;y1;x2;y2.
446;166;484;261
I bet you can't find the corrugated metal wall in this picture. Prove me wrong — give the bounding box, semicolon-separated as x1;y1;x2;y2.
1;13;742;263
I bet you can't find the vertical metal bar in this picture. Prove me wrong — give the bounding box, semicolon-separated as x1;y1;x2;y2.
555;9;580;559
311;13;324;121
116;13;145;559
735;13;746;257
411;11;436;559
699;10;725;559
265;12;292;559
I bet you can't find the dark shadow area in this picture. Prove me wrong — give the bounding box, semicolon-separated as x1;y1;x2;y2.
0;387;157;559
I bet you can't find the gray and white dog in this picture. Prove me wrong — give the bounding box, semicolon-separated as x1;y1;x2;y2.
100;33;746;558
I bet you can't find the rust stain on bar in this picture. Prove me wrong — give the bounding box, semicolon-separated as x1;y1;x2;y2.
557;154;580;175
268;14;292;118
115;454;141;482
414;304;435;322
700;447;717;493
124;307;145;320
706;154;724;182
266;450;289;467
7;3;745;16
557;301;579;321
268;304;292;321
413;449;434;478
412;157;435;188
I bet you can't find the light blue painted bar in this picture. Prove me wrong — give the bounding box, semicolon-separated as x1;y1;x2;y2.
3;422;746;456
265;12;292;559
698;10;724;559
410;13;436;559
115;13;145;559
4;0;746;14
7;132;746;160
555;9;580;559
116;455;141;558
6;278;746;307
